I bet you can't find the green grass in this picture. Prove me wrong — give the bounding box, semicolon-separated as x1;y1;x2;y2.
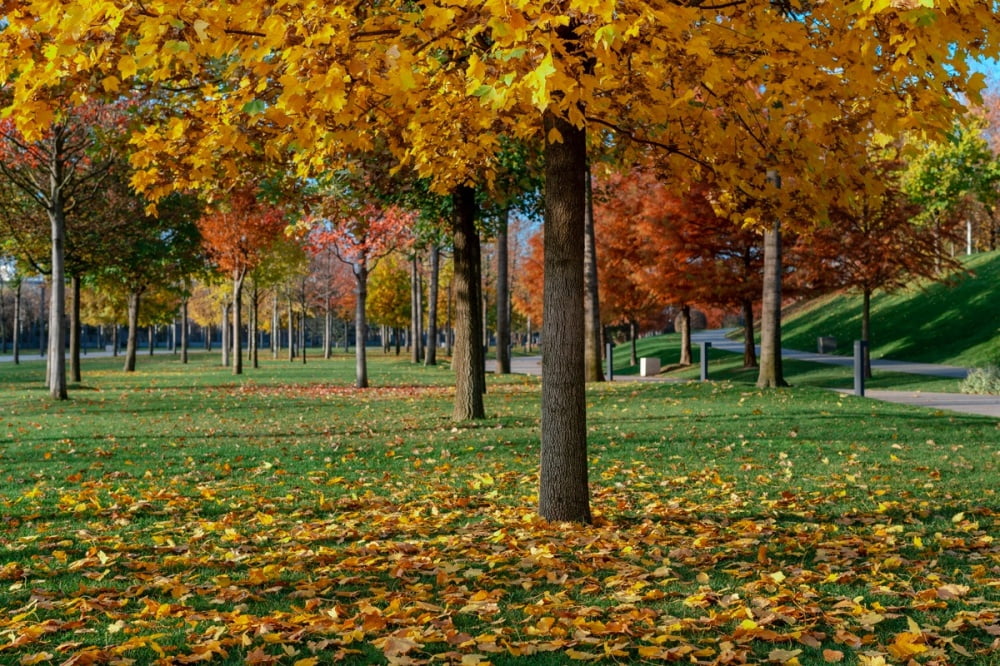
1;353;999;663
781;250;1000;368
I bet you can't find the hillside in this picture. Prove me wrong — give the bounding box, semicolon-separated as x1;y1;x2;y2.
780;249;1000;367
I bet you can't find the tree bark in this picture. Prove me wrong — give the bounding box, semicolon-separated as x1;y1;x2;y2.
451;186;486;420
862;287;872;379
123;290;140;372
583;169;604;382
411;252;423;364
250;283;259;369
629;320;638;367
181;299;189;364
221;302;231;367
354;263;368;388
756;221;787;388
741;297;757;368
678;304;692;366
148;325;155;355
47;205;67;399
426;245;440;366
232;273;245;375
496;210;511;374
69;275;81;383
12;281;21;364
287;297;294;362
538;110;591;524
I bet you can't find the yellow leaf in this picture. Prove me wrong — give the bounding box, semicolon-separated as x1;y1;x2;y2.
546;126;562;145
293;659;319;666
887;632;927;660
952;512;965;523
101;76;120;92
256;511;274;526
566;649;600;660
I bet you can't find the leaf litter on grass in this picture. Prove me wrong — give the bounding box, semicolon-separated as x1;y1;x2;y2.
1;379;999;665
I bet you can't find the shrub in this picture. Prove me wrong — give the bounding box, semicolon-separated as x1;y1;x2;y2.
960;365;1000;395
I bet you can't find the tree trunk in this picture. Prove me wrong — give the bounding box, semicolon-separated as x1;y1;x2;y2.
12;281;21;364
221;302;231;367
741;297;757;368
411;253;423;364
451;185;486;420
756;221;787;388
354;263;368;388
233;273;246;374
426;245;440;367
583;168;604;382
112;324;119;358
678;304;692;366
250;283;259;369
324;304;332;359
123;290;140;372
538;110;590;524
287;297;294;361
862;287;872;380
47;209;67;399
446;276;453;357
69;275;81;383
148;325;155;355
272;292;280;359
181;299;189;364
630;320;638;367
496;211;511;374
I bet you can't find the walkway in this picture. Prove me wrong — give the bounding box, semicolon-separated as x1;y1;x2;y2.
492;331;999;419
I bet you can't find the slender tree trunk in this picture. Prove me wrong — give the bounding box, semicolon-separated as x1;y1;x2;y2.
583;169;604;382
123;290;140;372
12;282;21;364
630;320;638;367
538;110;590;524
426;245;440;366
181;299;189;364
47;211;67;399
496;212;511;374
148;325;155;355
251;283;259;369
354;263;368;388
287;297;294;361
324;304;332;359
741;297;757;368
451;185;486;420
272;292;279;359
221;302;230;367
756;221;787;388
394;327;401;355
411;253;422;364
112;324;119;358
862;288;873;379
232;274;245;375
69;275;81;383
679;305;692;366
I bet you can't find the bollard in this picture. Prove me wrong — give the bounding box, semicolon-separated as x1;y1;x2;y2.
700;341;712;381
854;340;867;397
606;342;614;381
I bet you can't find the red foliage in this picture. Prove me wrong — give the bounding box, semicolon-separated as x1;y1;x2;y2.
197;188;287;281
307;202;416;275
511;231;544;326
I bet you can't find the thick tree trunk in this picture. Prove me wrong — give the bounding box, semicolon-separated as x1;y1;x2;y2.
862;288;872;380
354;264;368;388
123;291;140;372
233;273;245;375
451;186;486;420
741;297;757;368
679;304;692;366
426;245;440;366
496;212;511;374
538;111;591;524
583;169;604;382
181;299;189;364
69;275;81;383
756;221;787;388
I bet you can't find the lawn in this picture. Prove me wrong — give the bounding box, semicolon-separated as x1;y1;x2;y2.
1;353;999;664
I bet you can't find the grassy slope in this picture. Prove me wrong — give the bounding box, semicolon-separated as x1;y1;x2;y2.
781;249;1000;367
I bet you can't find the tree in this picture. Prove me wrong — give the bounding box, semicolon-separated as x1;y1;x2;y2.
198;187;287;375
7;0;997;523
0;104;121;397
308;200;414;388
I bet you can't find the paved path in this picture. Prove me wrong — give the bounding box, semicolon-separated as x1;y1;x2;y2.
492;330;999;419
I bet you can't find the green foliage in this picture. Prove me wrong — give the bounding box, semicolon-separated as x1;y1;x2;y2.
960;365;1000;395
781;250;1000;367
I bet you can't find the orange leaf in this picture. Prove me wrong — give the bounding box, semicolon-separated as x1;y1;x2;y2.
822;649;844;662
